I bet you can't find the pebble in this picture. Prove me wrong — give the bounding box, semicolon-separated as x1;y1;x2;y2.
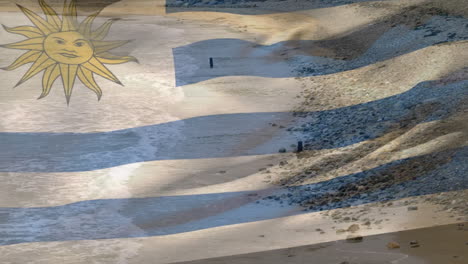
387;242;401;249
347;224;360;232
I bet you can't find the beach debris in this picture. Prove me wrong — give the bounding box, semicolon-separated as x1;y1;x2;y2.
297;141;303;152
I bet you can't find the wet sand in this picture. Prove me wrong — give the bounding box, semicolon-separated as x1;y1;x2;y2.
174;222;467;264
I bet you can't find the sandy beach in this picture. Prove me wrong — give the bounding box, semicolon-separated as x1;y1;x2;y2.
0;0;466;263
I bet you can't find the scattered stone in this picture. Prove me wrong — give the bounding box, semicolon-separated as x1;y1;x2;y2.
408;206;419;211
347;224;360;232
387;242;401;249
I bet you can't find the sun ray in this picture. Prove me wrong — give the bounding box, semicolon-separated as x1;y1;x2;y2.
39;64;60;99
77;66;102;100
16;53;56;87
91;18;120;40
59;63;78;104
39;0;62;30
0;37;45;51
78;12;99;38
16;4;57;35
68;0;78;19
2;25;43;38
82;57;121;84
1;50;42;71
61;0;77;31
93;40;132;53
96;54;138;64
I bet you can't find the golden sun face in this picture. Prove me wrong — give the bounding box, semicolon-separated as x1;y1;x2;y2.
44;31;94;64
0;0;137;104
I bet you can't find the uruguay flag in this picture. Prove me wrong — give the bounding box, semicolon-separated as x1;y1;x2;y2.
0;0;467;263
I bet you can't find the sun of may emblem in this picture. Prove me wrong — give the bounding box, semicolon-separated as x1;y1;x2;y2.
0;0;137;103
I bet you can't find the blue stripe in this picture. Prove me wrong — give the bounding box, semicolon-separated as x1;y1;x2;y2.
1;146;466;245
